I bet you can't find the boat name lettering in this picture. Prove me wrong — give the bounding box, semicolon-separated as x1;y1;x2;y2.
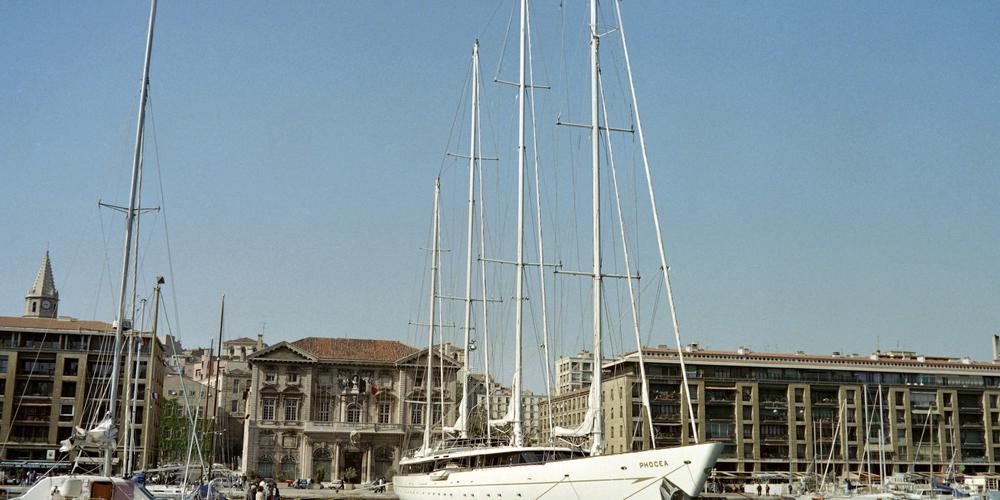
639;460;668;469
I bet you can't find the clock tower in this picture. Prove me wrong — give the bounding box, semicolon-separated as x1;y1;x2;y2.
24;251;59;319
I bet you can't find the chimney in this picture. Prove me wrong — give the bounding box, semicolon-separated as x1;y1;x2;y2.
993;334;1000;362
257;330;264;350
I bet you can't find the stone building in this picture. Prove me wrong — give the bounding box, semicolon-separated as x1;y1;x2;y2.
185;335;264;469
555;350;594;395
544;343;1000;476
241;338;461;483
0;252;165;471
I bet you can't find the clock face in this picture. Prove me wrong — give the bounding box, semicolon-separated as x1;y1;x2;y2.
41;300;51;310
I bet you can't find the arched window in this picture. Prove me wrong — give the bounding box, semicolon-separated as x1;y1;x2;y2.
258;456;274;478
280;455;296;478
312;447;332;481
346;403;362;423
373;446;394;478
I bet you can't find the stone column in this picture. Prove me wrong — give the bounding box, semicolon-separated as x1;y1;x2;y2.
364;445;373;483
300;435;312;480
332;442;341;481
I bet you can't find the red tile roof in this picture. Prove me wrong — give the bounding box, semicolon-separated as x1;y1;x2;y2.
292;337;417;363
0;315;112;332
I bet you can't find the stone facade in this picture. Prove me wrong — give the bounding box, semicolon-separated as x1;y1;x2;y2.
241;338;460;483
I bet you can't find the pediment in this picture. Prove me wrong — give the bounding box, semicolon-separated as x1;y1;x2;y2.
397;349;463;369
249;341;317;363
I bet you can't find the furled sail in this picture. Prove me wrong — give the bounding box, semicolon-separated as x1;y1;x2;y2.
443;394;467;434
553;376;600;441
488;373;517;427
59;416;117;452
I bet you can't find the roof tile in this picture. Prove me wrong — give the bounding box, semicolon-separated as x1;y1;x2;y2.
291;337;417;363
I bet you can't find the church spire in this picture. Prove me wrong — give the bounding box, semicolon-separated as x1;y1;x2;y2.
24;251;59;318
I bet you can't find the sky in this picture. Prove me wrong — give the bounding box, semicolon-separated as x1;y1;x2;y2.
1;1;999;392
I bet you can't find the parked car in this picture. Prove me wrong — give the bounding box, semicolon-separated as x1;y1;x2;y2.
291;479;311;489
319;480;344;491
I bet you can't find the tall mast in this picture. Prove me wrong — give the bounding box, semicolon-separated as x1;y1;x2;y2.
511;0;528;448
588;0;604;456
210;295;225;475
477;160;493;441
423;178;442;453
105;0;157;475
459;40;481;439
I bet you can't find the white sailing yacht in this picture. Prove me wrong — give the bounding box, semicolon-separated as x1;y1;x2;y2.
394;1;723;499
16;1;164;500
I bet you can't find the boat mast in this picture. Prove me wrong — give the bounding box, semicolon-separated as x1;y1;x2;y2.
589;0;604;456
423;178;442;453
477;162;493;441
210;295;225;476
459;40;481;439
105;0;157;476
511;0;527;448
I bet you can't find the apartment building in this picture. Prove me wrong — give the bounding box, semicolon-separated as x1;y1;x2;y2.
0;252;165;472
595;344;1000;476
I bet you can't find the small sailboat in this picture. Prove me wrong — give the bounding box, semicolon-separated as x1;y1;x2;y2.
16;1;164;499
394;1;723;498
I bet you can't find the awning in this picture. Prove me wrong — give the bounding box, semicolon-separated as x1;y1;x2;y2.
0;460;72;470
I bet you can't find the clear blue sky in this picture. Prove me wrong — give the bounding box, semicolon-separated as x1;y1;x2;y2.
2;1;998;391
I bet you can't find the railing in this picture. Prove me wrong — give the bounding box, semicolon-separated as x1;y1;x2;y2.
304;421;405;433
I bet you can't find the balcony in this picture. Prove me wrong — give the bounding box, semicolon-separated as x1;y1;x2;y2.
303;421;405;434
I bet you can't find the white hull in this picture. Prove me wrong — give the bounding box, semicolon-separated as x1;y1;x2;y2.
395;442;723;500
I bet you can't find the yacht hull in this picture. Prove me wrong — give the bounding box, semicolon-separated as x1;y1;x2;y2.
395;442;723;500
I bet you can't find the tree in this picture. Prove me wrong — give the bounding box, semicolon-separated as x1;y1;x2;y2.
342;467;358;484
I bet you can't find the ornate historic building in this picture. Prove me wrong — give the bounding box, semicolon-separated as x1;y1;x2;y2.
241;338;460;483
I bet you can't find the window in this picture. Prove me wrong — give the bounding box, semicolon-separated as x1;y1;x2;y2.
63;359;79;376
432;403;442;424
232;379;241;394
378;402;391;424
231;400;239;413
265;372;276;383
61;381;77;397
347;403;362;423
60;404;74;419
794;388;804;403
263;398;276;420
288;371;299;384
410;403;422;425
317;401;330;422
284;398;299;421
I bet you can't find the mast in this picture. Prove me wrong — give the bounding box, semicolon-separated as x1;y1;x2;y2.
122;124;146;476
210;295;225;475
423;178;441;453
105;0;157;475
511;0;527;448
458;40;480;439
477;159;493;441
588;0;604;456
142;276;163;470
